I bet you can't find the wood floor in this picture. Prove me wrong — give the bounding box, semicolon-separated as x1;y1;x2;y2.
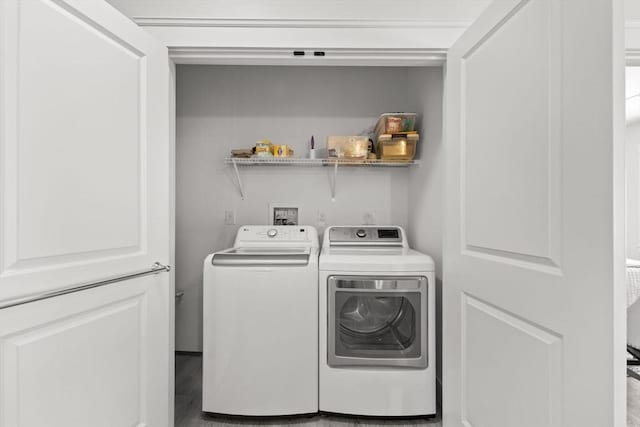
630;375;640;426
177;353;640;426
175;354;441;427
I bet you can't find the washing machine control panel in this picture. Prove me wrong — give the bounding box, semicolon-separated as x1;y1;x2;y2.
328;226;403;246
235;226;315;243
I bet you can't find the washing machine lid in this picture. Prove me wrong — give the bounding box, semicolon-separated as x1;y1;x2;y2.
319;247;435;272
212;246;311;266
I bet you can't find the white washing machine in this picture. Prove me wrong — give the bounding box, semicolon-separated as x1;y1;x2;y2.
203;225;319;416
319;226;436;417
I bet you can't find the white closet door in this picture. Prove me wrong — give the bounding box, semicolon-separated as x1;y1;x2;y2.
444;0;625;426
0;0;172;426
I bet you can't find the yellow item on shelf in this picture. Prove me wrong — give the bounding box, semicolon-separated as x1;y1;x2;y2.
272;144;291;157
255;139;272;157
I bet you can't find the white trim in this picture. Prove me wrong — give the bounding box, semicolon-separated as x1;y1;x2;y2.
138;16;640;30
132;18;640;30
169;47;446;66
628;49;640;65
130;16;476;52
134;17;473;29
628;20;640;51
167;58;176;425
627;20;640;29
169;46;638;67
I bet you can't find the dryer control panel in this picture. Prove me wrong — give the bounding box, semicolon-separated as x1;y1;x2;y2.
328;226;404;246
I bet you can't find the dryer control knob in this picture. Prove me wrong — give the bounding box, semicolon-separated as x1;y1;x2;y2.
356;229;367;238
267;229;278;238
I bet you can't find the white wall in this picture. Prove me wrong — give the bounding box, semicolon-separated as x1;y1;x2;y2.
628;1;640;21
175;65;416;351
406;68;444;387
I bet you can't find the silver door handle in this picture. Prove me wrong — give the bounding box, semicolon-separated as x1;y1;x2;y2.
0;262;171;310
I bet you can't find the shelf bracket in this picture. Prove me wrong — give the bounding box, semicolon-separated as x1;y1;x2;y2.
330;161;338;201
223;157;417;201
231;159;245;200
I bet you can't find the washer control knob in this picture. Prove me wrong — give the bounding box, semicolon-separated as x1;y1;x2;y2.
356;229;367;238
267;229;278;238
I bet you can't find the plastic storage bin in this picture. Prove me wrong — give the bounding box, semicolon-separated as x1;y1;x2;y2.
376;134;419;160
327;136;369;159
374;113;417;135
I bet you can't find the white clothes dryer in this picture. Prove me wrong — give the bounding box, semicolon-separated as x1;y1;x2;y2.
203;225;319;416
319;226;436;417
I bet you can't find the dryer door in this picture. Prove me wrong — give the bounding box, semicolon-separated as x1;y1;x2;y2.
328;276;427;368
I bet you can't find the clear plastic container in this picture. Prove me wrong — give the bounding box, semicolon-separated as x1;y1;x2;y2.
374;113;417;136
327;136;369;159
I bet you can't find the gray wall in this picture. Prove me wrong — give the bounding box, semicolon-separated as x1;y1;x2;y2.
176;65;427;351
407;67;445;385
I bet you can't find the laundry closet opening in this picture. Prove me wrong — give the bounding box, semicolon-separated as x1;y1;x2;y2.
172;63;445;380
626;65;640;424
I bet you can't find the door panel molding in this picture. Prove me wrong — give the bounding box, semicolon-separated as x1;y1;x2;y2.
1;0;147;272
444;0;623;425
458;0;562;274
460;293;562;427
0;280;151;427
0;1;171;425
0;0;170;303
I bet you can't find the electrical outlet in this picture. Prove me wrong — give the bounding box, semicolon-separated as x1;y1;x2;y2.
224;209;236;225
317;211;327;228
363;212;376;225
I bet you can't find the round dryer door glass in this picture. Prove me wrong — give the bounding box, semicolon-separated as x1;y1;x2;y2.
340;296;412;337
337;294;418;356
329;276;427;367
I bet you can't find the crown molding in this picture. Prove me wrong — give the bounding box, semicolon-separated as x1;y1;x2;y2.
134;17;473;30
143;18;640;58
136;16;640;30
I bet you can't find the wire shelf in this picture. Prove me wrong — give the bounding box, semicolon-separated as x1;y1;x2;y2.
224;157;418;167
225;156;418;200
